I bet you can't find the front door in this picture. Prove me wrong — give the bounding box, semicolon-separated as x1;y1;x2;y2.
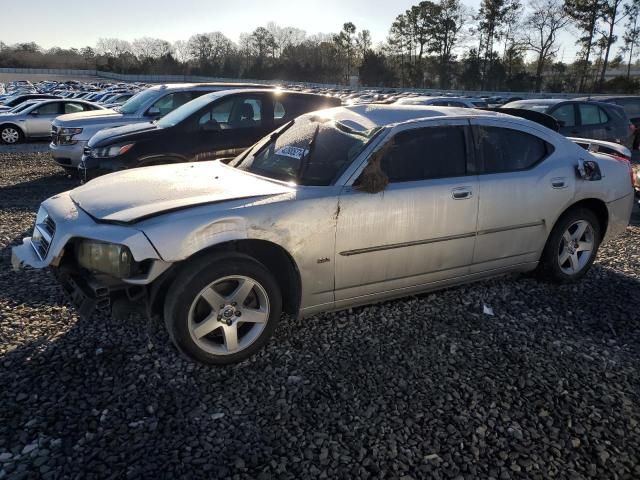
334;121;479;303
27;101;63;137
192;94;271;161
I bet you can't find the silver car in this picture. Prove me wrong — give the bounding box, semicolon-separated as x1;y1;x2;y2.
12;105;634;365
0;99;104;144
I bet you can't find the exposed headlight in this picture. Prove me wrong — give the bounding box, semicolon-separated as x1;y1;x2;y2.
92;143;135;158
76;240;133;278
57;127;83;145
60;127;83;135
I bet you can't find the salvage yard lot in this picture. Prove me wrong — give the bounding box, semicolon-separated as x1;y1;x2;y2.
1;148;640;479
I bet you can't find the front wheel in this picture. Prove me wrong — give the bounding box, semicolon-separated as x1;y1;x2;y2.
538;208;601;283
163;254;282;365
0;125;23;144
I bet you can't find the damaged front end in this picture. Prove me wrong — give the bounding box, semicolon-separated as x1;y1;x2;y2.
12;193;171;319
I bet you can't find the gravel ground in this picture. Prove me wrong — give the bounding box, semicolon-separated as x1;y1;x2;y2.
1;149;640;480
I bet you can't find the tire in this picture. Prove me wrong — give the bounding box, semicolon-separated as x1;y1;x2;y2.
163;253;282;365
0;125;23;144
538;207;601;283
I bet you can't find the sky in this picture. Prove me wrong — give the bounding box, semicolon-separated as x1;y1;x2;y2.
2;0;587;60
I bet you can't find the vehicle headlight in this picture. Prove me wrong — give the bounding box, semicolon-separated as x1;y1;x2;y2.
76;240;133;278
60;127;83;135
58;127;83;145
92;143;135;158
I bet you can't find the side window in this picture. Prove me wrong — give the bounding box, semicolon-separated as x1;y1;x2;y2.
151;92;197;116
549;104;576;127
64;102;84;114
198;97;263;130
380;126;467;183
34;102;61;115
230;97;262;129
476;126;549;173
199;98;235;128
274;101;285;120
447;101;465;107
579;104;609;125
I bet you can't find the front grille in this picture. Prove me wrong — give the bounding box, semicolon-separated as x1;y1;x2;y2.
30;215;56;261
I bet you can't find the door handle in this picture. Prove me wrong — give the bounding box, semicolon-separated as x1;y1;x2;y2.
451;186;473;200
551;177;568;189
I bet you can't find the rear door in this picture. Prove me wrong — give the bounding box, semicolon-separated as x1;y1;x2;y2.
469;119;575;272
574;103;615;142
334;120;479;303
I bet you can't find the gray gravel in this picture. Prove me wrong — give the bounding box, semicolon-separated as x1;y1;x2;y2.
1;150;640;479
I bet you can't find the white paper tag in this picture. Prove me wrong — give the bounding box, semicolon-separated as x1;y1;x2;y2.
276;146;307;160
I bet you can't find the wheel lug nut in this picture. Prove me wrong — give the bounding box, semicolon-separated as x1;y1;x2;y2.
236;311;242;317
231;302;237;307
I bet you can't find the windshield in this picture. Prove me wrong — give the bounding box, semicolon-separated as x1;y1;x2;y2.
157;92;218;128
117;89;157;114
233;115;377;186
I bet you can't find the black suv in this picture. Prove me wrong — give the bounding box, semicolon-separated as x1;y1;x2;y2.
502;99;635;148
578;96;640;150
80;90;341;180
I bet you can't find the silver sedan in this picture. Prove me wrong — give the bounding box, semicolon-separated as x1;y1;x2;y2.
0;99;104;144
12;105;634;365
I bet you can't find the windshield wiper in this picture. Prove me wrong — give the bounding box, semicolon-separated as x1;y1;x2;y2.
334;121;371;138
297;124;320;179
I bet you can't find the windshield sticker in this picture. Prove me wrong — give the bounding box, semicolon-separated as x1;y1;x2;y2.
276;146;307;160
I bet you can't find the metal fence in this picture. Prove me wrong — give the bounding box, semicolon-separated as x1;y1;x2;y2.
0;66;590;98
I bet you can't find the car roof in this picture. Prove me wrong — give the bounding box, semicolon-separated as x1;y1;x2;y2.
148;83;277;92
508;99;564;105
309;104;504;131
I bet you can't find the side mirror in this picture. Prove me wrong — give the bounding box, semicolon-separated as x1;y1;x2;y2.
556;120;566;127
353;141;393;194
145;107;161;117
200;121;221;132
577;158;602;181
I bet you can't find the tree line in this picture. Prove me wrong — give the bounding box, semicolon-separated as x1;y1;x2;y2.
1;0;639;93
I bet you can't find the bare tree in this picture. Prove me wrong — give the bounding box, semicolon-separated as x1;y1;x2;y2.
597;0;628;90
619;0;640;78
131;37;172;59
172;40;191;63
525;0;571;91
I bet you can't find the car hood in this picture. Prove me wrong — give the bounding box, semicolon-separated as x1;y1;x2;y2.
89;121;160;147
53;108;122;127
69;161;295;223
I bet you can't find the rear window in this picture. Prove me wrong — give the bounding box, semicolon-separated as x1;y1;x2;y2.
614;98;640;116
476;126;550;173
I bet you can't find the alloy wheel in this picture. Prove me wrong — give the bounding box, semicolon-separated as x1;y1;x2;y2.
557;220;595;275
187;275;270;355
1;127;19;144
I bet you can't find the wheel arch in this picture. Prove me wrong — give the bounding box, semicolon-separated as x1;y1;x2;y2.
551;198;609;240
0;122;25;139
150;239;302;318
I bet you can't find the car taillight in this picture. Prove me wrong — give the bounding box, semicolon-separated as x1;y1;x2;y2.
611;155;634;186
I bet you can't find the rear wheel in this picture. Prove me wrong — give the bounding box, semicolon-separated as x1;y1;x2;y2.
163;253;282;365
0;125;23;144
539;208;601;283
